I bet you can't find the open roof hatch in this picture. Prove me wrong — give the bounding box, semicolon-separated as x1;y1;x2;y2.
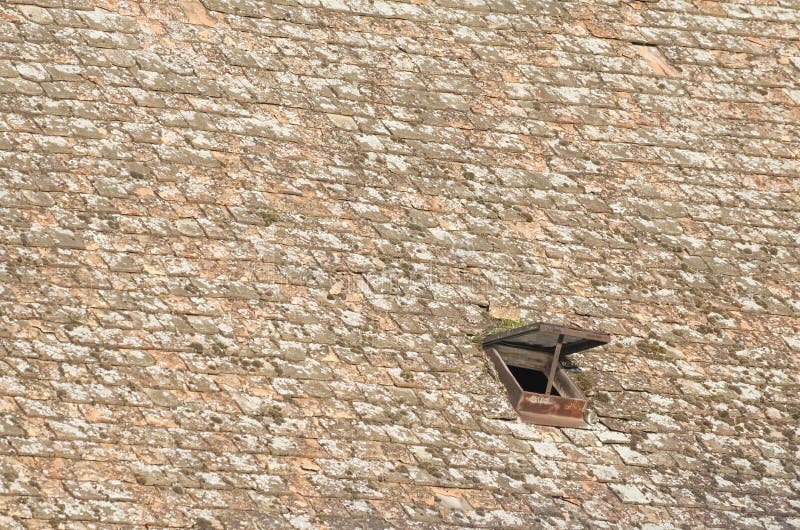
483;322;610;428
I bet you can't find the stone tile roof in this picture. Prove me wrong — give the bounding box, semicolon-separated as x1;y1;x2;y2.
0;0;798;527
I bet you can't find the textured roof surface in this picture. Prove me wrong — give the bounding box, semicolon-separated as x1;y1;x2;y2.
1;0;799;527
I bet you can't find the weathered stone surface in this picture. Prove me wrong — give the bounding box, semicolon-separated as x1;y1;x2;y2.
0;0;798;528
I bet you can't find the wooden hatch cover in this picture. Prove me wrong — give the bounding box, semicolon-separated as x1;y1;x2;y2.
483;322;610;428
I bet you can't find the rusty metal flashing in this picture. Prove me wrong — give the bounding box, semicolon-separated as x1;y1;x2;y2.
483;323;610;428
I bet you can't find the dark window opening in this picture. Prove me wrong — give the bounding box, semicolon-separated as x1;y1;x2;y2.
507;365;559;396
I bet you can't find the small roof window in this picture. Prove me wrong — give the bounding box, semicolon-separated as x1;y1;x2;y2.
483;322;610;428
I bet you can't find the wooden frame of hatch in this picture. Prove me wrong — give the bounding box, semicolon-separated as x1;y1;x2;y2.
483;323;610;428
